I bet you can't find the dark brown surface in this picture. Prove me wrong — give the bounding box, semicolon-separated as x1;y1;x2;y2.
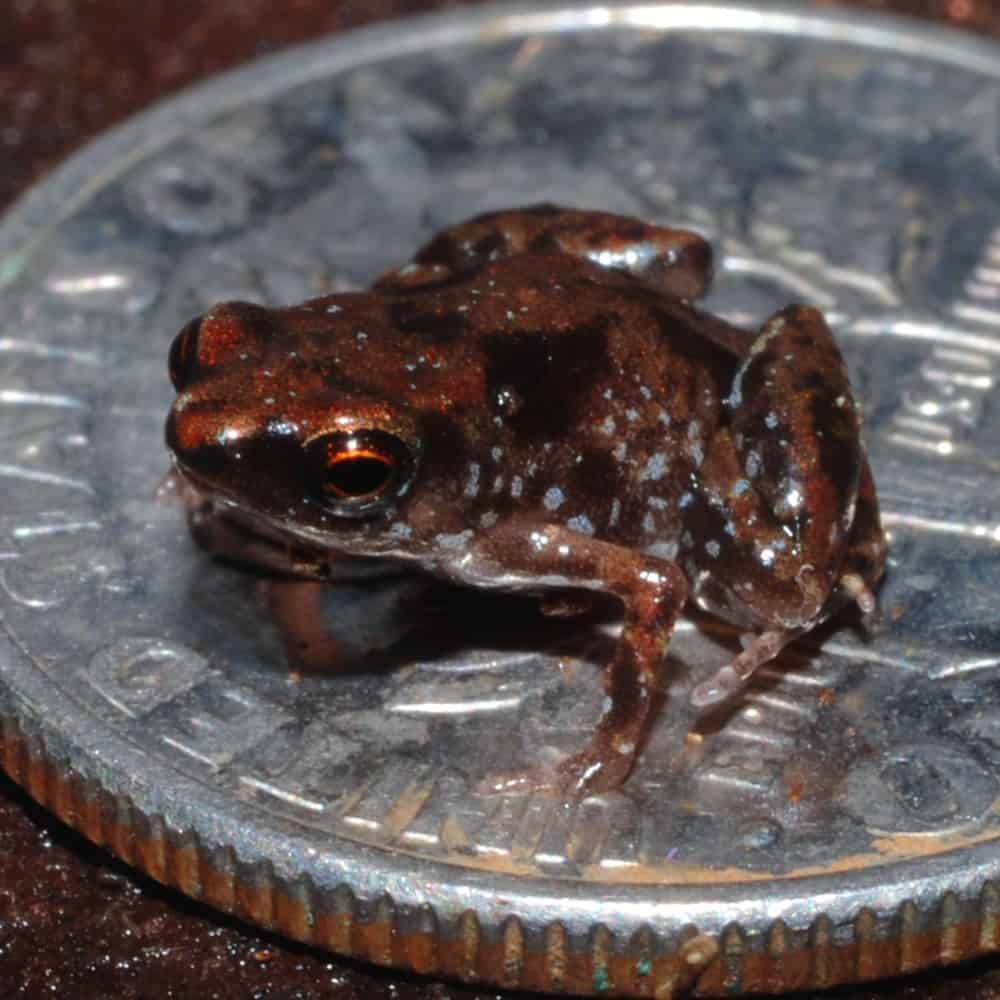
2;1;1000;997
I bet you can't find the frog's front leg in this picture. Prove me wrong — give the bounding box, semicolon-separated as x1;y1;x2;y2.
682;305;886;707
375;204;713;301
457;521;687;798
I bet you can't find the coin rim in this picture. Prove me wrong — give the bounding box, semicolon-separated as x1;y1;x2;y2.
3;2;1000;994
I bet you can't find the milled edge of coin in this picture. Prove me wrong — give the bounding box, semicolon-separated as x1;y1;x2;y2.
4;656;1000;998
5;2;1000;996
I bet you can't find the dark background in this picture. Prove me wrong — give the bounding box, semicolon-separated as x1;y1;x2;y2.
3;1;1000;997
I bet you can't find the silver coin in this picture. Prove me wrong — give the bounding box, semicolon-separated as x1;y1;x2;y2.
2;2;1000;995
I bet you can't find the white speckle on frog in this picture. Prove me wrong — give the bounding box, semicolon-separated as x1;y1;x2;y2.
601;415;616;435
724;520;736;536
609;497;622;527
480;511;498;528
389;522;412;538
613;441;627;462
678;491;693;508
625;407;640;422
765;412;779;429
601;696;613;717
687;420;701;440
658;409;671;426
325;303;342;314
491;446;503;462
492;475;504;493
603;387;614;400
617;741;635;756
648;496;668;510
732;479;749;496
639;452;667;482
705;539;721;558
510;475;523;498
643;511;656;534
437;530;473;550
216;425;241;444
263;397;275;405
566;514;595;536
355;330;367;340
463;463;480;497
543;486;565;511
759;546;775;567
265;419;297;437
640;385;652;400
506;310;515;320
745;451;762;478
645;540;678;560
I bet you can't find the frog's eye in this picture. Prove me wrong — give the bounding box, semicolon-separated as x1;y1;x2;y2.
306;430;415;516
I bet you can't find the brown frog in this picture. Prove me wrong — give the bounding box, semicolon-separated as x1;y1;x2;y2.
165;205;887;797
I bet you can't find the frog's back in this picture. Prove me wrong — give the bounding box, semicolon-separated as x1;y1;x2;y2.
378;253;740;548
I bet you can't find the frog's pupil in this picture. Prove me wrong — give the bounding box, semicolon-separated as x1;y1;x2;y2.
326;453;392;498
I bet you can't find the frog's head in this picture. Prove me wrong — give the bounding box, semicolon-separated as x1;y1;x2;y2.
165;301;423;549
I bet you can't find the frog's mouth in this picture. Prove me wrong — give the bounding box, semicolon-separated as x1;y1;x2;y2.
165;460;406;580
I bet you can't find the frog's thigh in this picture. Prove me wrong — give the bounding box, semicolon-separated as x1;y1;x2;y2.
684;306;868;704
471;522;687;796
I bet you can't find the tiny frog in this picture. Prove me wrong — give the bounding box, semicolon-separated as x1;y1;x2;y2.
165;205;887;797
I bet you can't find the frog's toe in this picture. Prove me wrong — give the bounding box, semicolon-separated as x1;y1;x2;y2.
690;628;795;710
476;746;636;800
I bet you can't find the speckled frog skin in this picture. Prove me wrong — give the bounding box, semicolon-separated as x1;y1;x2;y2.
166;205;887;797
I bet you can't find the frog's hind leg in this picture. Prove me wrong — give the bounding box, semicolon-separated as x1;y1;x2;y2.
376;205;714;301
682;305;879;708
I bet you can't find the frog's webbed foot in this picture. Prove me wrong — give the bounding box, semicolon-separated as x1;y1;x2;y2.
690;628;797;710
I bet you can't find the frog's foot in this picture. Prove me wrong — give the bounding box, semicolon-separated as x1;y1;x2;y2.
477;742;638;800
690;628;797;710
839;572;877;616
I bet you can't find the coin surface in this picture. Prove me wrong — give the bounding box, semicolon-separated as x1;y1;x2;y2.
2;2;1000;996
